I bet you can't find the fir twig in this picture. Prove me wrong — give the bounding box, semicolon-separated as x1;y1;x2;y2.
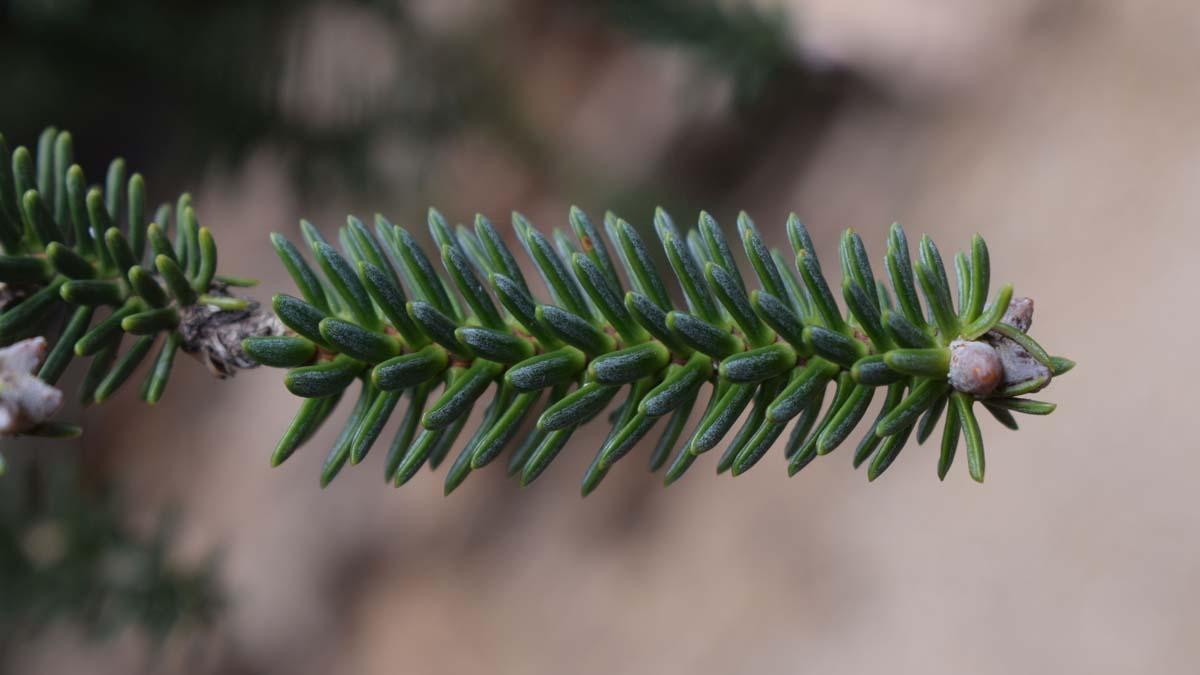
0;127;1075;491
0;127;269;464
255;206;1074;492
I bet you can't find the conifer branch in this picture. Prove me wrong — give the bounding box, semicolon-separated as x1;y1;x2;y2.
0;127;267;468
0;127;1075;492
256;205;1074;493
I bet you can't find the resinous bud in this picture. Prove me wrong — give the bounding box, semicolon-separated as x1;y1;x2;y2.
948;339;1002;396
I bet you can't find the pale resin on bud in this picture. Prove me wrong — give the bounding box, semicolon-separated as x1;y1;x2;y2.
948;339;1002;396
0;337;64;434
1001;296;1034;332
987;296;1051;394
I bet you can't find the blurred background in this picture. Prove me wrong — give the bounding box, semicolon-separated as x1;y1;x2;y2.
2;0;1197;673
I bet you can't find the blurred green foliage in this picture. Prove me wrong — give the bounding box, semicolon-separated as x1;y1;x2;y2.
0;0;850;195
0;0;292;170
0;456;221;651
0;0;480;193
595;0;797;104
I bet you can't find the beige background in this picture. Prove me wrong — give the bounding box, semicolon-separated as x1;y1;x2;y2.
14;1;1199;673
